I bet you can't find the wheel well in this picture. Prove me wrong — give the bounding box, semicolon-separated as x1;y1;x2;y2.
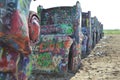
68;43;74;71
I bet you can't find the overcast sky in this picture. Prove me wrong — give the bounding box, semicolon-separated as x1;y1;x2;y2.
30;0;120;30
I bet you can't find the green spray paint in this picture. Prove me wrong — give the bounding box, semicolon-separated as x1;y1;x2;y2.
60;24;73;35
37;52;52;67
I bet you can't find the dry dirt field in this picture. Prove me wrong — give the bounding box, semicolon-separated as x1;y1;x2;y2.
32;34;120;80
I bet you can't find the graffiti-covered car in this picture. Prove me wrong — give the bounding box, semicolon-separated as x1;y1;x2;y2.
91;16;103;48
93;16;101;44
0;0;40;80
98;22;104;41
32;1;83;74
100;23;104;39
91;17;97;48
81;11;92;58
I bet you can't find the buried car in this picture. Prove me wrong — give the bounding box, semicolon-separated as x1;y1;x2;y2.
0;0;40;80
81;11;92;58
32;1;83;74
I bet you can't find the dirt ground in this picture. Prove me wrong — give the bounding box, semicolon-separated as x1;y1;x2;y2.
32;34;120;80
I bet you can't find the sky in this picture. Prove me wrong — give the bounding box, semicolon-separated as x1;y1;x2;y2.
30;0;120;30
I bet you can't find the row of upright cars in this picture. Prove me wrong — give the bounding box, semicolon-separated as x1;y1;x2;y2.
81;11;104;58
32;1;104;75
0;0;104;77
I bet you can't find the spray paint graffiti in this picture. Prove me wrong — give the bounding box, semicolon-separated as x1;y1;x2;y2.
41;24;73;35
37;52;52;67
34;35;73;54
33;35;73;72
53;55;63;67
0;8;6;24
53;55;68;72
